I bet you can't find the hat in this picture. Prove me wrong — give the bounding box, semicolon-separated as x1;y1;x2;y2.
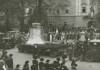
53;61;57;64
33;55;37;59
56;57;60;61
40;58;44;61
16;64;20;68
9;54;13;56
25;60;29;64
46;59;50;63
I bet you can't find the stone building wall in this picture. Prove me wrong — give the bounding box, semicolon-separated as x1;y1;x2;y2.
46;0;91;27
47;16;89;27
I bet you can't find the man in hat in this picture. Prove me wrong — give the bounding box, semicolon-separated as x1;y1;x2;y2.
52;61;58;70
56;57;61;70
60;63;69;70
71;59;77;70
62;53;67;65
0;59;6;70
1;50;8;60
39;58;45;70
31;57;38;70
45;59;50;70
56;57;60;65
14;64;20;70
6;54;13;70
22;60;29;70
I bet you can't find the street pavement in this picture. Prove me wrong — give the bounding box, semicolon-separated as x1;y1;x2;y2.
7;48;100;70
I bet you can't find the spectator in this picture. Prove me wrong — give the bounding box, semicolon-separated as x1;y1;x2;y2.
39;58;45;70
14;64;20;70
71;59;77;70
62;53;67;64
45;59;50;70
56;57;60;63
1;50;8;59
60;63;69;70
2;51;9;67
22;60;29;70
6;54;13;70
52;61;58;70
56;57;61;69
31;57;38;70
0;59;5;70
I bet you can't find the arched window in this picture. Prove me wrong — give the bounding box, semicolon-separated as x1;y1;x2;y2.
82;7;86;13
81;3;87;13
56;9;60;14
65;9;69;14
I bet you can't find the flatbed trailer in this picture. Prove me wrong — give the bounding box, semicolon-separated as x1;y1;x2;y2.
18;43;67;57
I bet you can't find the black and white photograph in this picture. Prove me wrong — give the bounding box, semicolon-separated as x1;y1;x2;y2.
0;0;100;70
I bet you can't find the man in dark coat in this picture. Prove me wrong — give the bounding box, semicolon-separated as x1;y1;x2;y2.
60;63;69;70
71;59;77;70
56;57;61;70
31;57;38;70
0;59;5;70
62;53;67;64
39;58;45;70
1;50;8;60
56;57;60;63
14;64;20;70
23;60;29;70
6;54;13;70
45;59;50;70
2;51;9;69
52;61;58;70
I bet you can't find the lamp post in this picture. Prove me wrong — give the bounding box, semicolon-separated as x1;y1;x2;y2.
87;0;95;40
20;0;25;32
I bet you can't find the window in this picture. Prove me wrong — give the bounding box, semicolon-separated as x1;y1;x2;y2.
48;8;52;13
82;7;86;13
65;9;69;14
56;9;60;14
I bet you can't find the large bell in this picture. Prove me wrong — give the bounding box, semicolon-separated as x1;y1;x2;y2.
26;23;45;45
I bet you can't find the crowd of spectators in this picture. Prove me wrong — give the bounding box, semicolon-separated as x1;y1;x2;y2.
0;50;78;70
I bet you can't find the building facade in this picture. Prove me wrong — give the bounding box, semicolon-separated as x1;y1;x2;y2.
93;0;100;28
45;0;91;27
0;0;93;32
